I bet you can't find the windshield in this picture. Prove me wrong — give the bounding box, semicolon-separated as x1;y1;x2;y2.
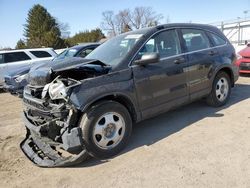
53;48;78;61
86;33;143;66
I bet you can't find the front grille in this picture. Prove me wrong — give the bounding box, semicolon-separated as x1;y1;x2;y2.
30;88;43;98
23;97;50;111
240;63;250;71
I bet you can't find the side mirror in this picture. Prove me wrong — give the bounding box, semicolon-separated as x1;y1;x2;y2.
134;53;160;66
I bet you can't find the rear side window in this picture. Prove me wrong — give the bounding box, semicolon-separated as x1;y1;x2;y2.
4;52;31;63
181;29;210;52
138;29;181;59
209;33;226;46
30;51;52;58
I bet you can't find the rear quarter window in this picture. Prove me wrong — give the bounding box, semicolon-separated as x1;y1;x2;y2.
30;51;52;58
4;52;31;63
209;32;227;46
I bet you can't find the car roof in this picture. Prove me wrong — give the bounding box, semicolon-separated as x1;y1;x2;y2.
0;48;54;54
158;23;221;33
123;23;222;37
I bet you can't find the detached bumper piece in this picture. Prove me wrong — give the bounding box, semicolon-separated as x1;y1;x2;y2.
20;133;88;167
20;113;88;167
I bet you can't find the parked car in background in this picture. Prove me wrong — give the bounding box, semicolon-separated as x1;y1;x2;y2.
20;23;238;167
236;43;250;74
4;66;30;97
53;43;100;61
3;43;100;96
0;48;57;87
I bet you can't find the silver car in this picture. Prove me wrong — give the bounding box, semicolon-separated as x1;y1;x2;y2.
0;48;57;87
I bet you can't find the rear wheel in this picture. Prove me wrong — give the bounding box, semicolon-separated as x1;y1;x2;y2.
206;71;231;107
79;101;132;159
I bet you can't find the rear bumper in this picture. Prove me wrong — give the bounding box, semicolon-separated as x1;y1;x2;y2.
233;66;239;82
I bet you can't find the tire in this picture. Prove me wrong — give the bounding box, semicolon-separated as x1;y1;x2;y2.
79;101;132;159
206;71;231;107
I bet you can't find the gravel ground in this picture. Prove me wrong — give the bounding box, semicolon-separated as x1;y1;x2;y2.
0;76;250;188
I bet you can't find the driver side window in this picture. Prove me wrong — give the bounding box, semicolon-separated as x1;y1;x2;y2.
137;29;181;60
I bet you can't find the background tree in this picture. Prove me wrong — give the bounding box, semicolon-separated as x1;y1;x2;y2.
101;11;117;36
101;7;163;36
67;28;105;46
57;20;71;39
15;39;26;49
24;4;66;49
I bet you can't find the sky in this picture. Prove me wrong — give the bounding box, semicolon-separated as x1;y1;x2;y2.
0;0;250;48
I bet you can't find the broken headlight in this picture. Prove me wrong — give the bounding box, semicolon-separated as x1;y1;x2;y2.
48;80;67;100
42;77;81;100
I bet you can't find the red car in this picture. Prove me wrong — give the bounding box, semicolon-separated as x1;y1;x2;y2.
236;44;250;74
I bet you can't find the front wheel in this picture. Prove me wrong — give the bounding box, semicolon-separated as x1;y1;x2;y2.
206;71;231;107
79;101;132;159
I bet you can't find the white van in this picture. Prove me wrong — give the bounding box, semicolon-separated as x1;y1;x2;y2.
0;48;57;87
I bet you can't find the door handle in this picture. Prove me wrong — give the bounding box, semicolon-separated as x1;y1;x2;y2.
208;50;218;56
174;57;185;64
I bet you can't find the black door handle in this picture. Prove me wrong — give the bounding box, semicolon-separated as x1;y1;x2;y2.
208;50;218;56
174;57;185;64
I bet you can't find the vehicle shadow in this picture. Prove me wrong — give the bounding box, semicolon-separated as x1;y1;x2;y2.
76;83;250;168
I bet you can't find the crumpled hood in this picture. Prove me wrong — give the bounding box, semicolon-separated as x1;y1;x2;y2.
50;57;107;72
28;57;111;86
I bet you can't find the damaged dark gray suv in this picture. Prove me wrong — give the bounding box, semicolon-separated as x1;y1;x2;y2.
21;23;239;167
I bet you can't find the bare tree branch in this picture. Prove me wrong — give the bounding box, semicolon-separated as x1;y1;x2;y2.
101;7;164;37
101;11;117;36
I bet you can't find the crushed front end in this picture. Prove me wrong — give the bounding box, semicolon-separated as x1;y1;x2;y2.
21;82;88;167
20;58;111;167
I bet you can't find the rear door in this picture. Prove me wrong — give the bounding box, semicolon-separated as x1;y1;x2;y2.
132;29;189;118
179;28;215;100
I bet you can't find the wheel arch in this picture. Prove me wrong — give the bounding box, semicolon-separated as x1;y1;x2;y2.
81;93;139;123
214;66;235;87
